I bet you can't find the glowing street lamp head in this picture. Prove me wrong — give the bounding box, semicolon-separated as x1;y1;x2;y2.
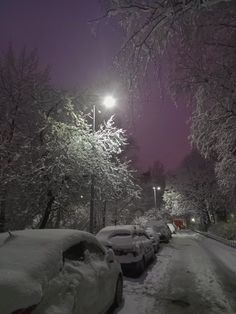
103;95;116;109
191;217;195;223
157;186;161;191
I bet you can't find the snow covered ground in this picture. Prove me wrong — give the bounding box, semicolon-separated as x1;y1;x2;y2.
114;231;236;314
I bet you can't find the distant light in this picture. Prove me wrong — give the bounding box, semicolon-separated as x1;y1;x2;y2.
103;95;116;108
191;218;195;223
153;186;161;191
80;195;84;199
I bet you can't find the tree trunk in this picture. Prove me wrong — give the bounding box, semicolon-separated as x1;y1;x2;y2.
55;207;61;228
89;175;95;233
39;190;55;229
102;200;107;228
0;188;7;233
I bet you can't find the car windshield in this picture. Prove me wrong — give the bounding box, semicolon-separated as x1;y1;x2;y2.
111;232;131;238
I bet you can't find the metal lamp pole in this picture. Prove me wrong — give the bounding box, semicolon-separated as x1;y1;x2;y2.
89;104;96;234
153;187;157;210
153;186;161;210
89;96;116;233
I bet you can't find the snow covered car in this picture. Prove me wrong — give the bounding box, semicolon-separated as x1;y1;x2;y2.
145;227;160;253
97;225;155;276
0;229;123;314
147;222;171;243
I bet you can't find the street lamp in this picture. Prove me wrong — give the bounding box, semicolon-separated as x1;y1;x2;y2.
103;95;116;108
153;186;161;210
89;94;116;234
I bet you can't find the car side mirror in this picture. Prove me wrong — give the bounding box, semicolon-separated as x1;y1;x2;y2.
106;248;115;264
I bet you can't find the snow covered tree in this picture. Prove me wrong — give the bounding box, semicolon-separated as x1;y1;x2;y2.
0;48;140;232
100;0;234;81
35;102;140;230
0;47;54;232
164;151;230;229
169;6;236;207
100;1;236;212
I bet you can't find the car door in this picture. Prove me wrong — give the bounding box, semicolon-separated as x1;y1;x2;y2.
34;241;99;314
84;240;117;313
140;232;154;262
133;230;143;259
63;242;101;314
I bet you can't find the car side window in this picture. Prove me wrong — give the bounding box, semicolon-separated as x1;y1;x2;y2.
84;241;105;259
63;242;86;262
138;232;150;241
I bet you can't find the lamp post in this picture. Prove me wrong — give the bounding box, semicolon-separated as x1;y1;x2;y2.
153;186;161;210
89;95;116;234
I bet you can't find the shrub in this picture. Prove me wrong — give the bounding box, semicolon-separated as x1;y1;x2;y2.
208;221;236;240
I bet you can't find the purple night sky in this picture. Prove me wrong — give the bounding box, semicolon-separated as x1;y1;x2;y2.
0;0;191;171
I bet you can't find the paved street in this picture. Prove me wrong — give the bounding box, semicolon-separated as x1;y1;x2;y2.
116;231;236;314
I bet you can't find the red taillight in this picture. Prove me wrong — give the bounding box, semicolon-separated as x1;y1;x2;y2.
12;304;37;314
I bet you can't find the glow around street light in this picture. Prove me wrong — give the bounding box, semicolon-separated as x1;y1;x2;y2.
103;95;116;109
157;186;161;191
191;217;196;223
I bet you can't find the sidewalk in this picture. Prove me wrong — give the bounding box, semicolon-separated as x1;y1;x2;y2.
195;230;236;249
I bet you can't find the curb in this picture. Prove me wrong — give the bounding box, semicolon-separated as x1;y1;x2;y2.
195;230;236;249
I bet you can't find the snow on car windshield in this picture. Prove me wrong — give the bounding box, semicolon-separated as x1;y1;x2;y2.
110;233;131;238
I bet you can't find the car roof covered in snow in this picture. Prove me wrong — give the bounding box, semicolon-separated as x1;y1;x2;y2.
146;220;167;228
97;225;144;239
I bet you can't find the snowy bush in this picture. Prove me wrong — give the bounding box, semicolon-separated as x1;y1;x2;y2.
209;222;236;241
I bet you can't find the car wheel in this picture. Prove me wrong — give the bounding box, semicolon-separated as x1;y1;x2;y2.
113;275;123;308
136;257;145;276
151;251;156;262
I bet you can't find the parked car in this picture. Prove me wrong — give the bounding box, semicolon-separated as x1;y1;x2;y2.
97;225;155;276
167;223;176;234
145;227;160;253
147;221;171;243
0;229;123;314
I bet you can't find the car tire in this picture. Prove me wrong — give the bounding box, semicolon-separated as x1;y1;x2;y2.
136;257;145;276
113;275;123;308
151;251;156;262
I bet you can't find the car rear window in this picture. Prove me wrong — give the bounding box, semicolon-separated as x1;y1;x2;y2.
63;240;105;262
63;242;85;261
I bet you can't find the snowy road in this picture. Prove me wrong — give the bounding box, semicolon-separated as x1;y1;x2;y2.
115;231;236;314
